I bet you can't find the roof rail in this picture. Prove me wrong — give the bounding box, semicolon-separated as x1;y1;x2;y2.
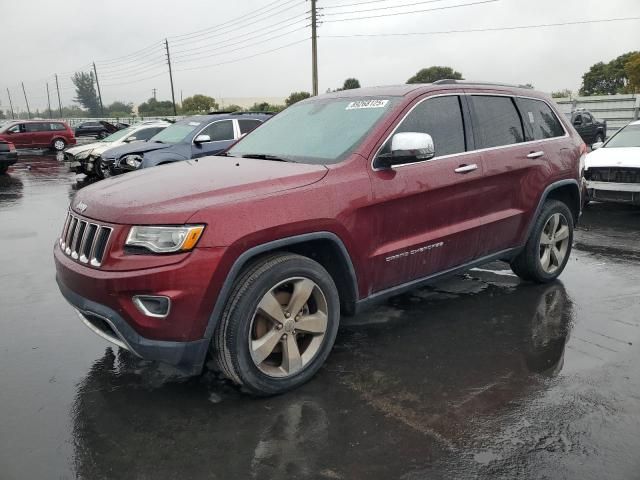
432;79;534;89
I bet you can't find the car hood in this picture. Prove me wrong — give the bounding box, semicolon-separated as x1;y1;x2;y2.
102;141;171;160
65;141;105;156
71;157;329;224
585;147;640;169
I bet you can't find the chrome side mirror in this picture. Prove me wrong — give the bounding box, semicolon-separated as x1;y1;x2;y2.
379;132;435;168
591;141;604;150
194;134;211;144
124;136;137;143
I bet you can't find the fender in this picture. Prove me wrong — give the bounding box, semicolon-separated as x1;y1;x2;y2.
202;231;359;341
523;179;581;242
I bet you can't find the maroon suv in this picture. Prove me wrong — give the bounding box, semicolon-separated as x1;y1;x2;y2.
54;81;585;395
0;120;76;151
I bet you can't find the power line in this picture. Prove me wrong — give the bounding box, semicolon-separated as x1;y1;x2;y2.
175;37;309;73
321;15;640;37
95;41;165;66
322;0;498;22
101;71;167;88
322;0;451;15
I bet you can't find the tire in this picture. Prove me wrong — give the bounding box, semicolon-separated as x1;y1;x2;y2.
51;138;66;151
95;158;111;179
510;200;574;283
212;253;340;396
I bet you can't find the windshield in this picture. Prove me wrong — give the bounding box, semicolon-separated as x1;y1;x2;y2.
149;122;201;144
228;97;399;164
102;127;135;142
604;124;640;148
0;122;17;133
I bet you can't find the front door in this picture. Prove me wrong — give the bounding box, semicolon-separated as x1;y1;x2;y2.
6;123;28;147
366;94;486;292
191;119;236;158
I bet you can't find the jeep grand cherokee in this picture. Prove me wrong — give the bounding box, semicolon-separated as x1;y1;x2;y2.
54;81;585;395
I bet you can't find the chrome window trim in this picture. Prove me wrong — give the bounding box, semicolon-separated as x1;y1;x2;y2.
192;119;235;145
371;92;569;172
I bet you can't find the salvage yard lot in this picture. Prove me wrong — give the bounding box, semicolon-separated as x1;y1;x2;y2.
1;154;639;479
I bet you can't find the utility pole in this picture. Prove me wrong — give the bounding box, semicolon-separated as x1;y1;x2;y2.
93;62;104;116
152;88;157;100
165;39;177;116
46;82;52;118
55;74;63;118
21;82;31;119
6;88;15;119
311;0;318;96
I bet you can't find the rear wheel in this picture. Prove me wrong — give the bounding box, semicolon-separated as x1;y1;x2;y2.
212;253;340;396
511;200;573;283
52;138;66;151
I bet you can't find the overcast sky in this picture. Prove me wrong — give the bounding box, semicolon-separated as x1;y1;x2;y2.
2;0;639;111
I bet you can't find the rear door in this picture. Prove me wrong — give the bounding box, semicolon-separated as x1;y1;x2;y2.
29;122;51;147
366;93;486;292
191;119;235;158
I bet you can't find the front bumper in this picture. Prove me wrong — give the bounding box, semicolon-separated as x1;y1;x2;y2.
0;151;18;166
587;181;640;205
57;277;209;374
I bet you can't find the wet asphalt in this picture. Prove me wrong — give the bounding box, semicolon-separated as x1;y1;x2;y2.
1;152;639;480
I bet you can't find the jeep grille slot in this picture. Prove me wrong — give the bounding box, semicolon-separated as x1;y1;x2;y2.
59;211;113;267
585;167;640;183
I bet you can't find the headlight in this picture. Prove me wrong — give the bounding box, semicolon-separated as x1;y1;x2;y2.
125;225;205;253
124;155;143;168
76;150;92;160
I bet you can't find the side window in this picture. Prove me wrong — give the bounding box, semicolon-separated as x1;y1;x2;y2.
469;96;524;149
7;124;22;133
134;127;163;141
238;119;262;135
517;98;565;140
25;123;48;132
382;96;466;157
202;120;234;141
50;123;65;131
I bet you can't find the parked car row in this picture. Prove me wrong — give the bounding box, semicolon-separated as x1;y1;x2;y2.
74;120;128;139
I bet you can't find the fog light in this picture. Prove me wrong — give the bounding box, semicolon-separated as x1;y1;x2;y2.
133;295;171;318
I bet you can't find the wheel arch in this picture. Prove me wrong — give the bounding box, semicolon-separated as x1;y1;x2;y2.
203;232;359;341
525;179;581;241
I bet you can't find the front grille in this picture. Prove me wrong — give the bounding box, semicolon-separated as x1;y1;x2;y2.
59;211;113;267
585;167;640;183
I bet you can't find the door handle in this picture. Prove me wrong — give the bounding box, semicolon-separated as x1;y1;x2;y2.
454;163;478;173
527;151;545;159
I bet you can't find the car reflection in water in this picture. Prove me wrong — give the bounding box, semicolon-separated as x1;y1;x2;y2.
0;174;24;207
70;274;572;479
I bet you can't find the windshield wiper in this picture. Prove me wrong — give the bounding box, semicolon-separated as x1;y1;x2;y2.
240;153;296;162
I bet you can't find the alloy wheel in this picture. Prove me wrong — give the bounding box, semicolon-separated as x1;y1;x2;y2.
249;277;329;378
539;213;570;274
54;140;65;151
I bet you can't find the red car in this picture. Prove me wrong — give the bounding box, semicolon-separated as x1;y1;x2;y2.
54;81;585;395
0;120;76;151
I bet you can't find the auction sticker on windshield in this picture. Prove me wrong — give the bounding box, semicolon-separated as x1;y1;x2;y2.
346;100;389;110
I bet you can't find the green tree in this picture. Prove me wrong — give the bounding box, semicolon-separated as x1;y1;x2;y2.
138;98;176;116
407;66;463;84
342;78;361;90
551;89;572;98
580;51;639;95
285;91;311;107
181;94;218;114
106;101;133;117
72;72;100;116
248;102;285;112
224;104;243;112
624;52;640;93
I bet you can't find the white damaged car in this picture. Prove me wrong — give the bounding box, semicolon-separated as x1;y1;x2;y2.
584;120;640;205
64;121;169;178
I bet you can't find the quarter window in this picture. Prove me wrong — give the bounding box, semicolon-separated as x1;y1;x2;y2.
469;96;525;149
202;120;234;141
518;99;564;140
50;123;66;131
384;95;466;157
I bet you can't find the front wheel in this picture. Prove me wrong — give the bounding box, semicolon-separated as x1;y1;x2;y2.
511;200;574;283
212;253;340;396
95;158;112;179
52;139;66;151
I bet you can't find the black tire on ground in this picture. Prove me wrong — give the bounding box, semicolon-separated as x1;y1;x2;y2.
510;200;574;283
51;138;66;151
212;253;340;396
0;164;8;175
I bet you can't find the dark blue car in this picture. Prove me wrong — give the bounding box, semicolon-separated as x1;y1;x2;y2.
100;112;272;176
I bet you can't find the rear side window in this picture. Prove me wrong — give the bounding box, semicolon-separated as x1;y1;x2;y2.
25;123;49;132
50;123;66;131
203;120;234;141
392;95;466;157
517;99;565;140
469;96;524;149
238;119;262;135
